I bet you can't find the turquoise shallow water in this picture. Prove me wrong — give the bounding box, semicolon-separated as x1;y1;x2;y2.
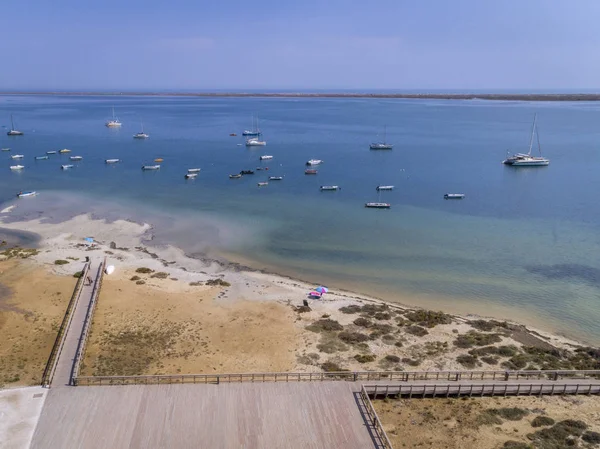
1;95;600;342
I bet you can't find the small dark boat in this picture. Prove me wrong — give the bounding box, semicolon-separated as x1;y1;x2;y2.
305;169;318;175
230;133;237;136
365;202;391;209
240;170;254;175
444;193;465;199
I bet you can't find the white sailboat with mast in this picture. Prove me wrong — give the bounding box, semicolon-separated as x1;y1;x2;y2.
502;114;549;166
133;120;149;139
105;106;122;127
7;115;24;136
245;116;266;146
242;115;261;136
370;125;392;150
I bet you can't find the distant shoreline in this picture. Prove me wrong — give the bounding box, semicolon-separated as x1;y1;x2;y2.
2;91;600;101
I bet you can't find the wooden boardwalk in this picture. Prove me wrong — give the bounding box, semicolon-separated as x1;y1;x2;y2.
50;261;103;388
30;383;376;449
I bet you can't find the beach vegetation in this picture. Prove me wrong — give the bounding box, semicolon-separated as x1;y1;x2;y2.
405;325;429;337
382;334;397;345
321;361;345;372
396;317;406;326
468;319;509;332
66;256;79;260
297;353;320;366
502;441;531;449
421;341;449;357
316;334;348;353
502;354;530;370
384;355;401;363
338;331;370;344
189;281;203;286
476;410;503;426
401;357;421;367
373;312;392;320
0;247;39;259
490;407;529;421
150;272;169;279
582;431;600;444
54;259;69;265
468;345;518;357
456;354;480;368
205;278;231;287
73;271;83;278
454;331;502;348
481;356;499;365
405;310;452;328
294;305;312;313
354;354;376;363
339;305;362;314
135;280;146;285
136;267;154;274
359;304;390;317
306;319;343;333
531;416;555;427
371;323;394;333
130;275;141;281
527;419;588;448
353;317;371;327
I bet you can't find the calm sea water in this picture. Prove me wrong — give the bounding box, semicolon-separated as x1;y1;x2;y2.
1;95;600;342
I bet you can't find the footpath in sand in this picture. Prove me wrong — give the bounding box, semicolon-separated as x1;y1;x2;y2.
0;386;48;449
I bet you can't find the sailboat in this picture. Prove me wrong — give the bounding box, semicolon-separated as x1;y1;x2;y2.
502;114;549;166
133;121;149;139
105;106;122;127
242;116;261;136
370;125;392;150
7;115;24;136
245;117;266;146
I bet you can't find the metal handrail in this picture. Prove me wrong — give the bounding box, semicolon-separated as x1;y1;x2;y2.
41;262;90;387
359;385;394;449
72;369;600;387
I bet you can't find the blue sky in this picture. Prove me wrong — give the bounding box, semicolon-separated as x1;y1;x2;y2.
2;0;600;90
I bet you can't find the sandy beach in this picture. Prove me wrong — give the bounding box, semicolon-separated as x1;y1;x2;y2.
1;203;598;383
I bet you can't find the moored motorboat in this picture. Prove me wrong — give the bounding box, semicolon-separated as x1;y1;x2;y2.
35;156;49;160
269;176;283;181
46;150;57;154
260;155;273;160
17;191;37;198
305;169;318;174
61;164;74;170
185;173;198;179
444;193;465;199
306;159;323;166
229;174;242;179
58;149;71;154
376;185;394;191
230;133;237;136
240;170;254;175
69;156;83;161
320;185;340;191
365;202;391;209
154;158;163;163
188;168;201;173
11;154;24;159
105;159;120;164
142;165;161;170
257;182;268;186
10;165;24;170
246;138;266;146
1;148;10;151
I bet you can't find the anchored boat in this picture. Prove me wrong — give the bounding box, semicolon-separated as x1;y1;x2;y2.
17;191;37;198
105;159;120;164
188;168;201;173
269;176;283;181
58;149;71;154
69;156;83;161
444;193;465;199
376;185;394;191
320;185;340;191
502;114;549;167
35;156;49;160
365;202;391;209
7;115;23;136
305;169;318;175
229;174;242;179
141;165;161;170
105;106;122;127
46;150;57;154
10;165;24;170
240;170;254;175
370;125;393;150
257;182;269;187
260;155;273;160
185;173;198;179
61;164;74;170
306;159;323;166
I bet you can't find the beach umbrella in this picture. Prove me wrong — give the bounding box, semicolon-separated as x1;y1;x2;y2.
315;286;328;294
309;291;322;298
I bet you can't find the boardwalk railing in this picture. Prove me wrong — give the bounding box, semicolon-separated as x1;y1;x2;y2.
359;385;394;449
363;382;600;398
73;369;600;387
41;262;90;387
71;258;105;382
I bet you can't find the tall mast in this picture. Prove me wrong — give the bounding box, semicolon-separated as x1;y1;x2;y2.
384;125;387;144
528;113;537;156
10;114;14;130
536;120;542;156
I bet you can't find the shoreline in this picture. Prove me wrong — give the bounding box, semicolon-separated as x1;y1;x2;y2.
2;91;600;101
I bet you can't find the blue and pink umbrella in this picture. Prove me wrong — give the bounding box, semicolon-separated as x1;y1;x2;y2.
315;286;328;294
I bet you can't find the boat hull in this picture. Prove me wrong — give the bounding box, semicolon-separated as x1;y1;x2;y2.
365;202;391;209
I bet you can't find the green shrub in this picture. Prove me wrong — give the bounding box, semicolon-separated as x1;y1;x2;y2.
405;310;452;328
531;416;555;428
338;331;370;344
456;354;479;368
205;278;231;287
353;317;371;327
454;331;502;348
151;271;169;279
373;312;392;320
384;355;400;363
477;410;503;426
306;319;344;333
527;420;588;448
130;275;141;281
502;441;531;449
73;271;83;278
354;354;376;363
321;361;344;372
490;407;529;421
339;305;362;314
502;354;530;370
582;431;600;444
136;267;154;274
405;325;429;337
136;280;146;285
54;259;69;265
316;335;348;354
401;357;421;367
481;356;498;365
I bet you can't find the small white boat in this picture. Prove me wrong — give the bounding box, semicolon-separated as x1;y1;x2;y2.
133;121;149;139
246;138;267;146
69;156;83;161
376;185;394;191
188;168;201;173
35;156;49;160
17;191;37;198
185;173;198;179
306;159;323;166
320;185;340;191
46;150;57;154
1;148;10;151
10;165;24;170
444;193;465;199
260;155;273;160
105;159;120;164
11;154;24;159
257;181;269;186
58;149;71;154
229;174;242;179
365;202;391;209
105;265;115;275
269;176;283;181
141;165;161;170
61;164;74;170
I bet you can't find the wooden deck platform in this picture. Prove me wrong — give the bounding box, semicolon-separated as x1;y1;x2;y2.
30;383;376;449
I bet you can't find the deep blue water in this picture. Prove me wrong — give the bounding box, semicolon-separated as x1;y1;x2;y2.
1;94;600;342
